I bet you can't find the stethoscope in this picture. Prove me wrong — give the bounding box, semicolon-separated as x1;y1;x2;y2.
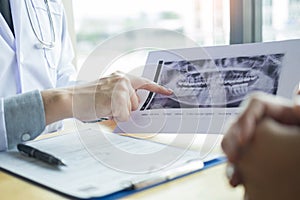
24;0;56;49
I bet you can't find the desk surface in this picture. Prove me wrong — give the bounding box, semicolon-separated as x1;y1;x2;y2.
0;120;243;199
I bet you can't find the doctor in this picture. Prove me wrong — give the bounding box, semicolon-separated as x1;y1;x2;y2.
0;0;173;151
0;0;77;147
0;0;76;96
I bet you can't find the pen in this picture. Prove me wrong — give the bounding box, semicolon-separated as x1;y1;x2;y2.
17;143;66;166
83;117;109;123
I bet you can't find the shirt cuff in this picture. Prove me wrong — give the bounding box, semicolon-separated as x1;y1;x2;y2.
0;98;8;151
4;90;46;149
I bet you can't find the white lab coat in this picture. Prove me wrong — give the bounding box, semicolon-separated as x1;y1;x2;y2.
0;0;77;150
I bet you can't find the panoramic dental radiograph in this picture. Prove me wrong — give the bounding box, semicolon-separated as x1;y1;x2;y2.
143;53;284;110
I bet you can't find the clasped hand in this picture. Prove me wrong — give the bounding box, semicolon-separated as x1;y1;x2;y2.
222;91;300;200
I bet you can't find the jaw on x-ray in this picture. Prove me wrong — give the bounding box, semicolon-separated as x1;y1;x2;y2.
145;54;284;109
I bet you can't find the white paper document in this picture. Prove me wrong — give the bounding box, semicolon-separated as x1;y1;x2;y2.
116;40;300;134
0;129;204;199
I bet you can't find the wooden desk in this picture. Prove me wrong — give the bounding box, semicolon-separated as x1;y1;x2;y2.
0;120;243;199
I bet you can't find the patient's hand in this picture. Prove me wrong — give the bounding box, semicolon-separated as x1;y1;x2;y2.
222;92;300;186
222;92;300;163
237;118;300;200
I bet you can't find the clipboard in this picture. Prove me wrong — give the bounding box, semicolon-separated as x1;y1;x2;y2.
0;128;225;199
93;157;226;200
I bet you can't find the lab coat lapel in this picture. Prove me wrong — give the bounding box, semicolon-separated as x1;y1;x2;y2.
0;12;14;50
9;0;22;94
10;0;21;54
0;1;18;96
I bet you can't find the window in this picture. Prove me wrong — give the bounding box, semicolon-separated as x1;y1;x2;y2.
73;0;230;68
263;0;300;41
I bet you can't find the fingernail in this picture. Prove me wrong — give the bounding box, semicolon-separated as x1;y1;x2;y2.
293;95;300;106
167;88;173;94
226;163;235;180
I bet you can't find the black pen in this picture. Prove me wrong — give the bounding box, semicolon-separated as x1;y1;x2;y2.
83;117;109;123
17;144;66;166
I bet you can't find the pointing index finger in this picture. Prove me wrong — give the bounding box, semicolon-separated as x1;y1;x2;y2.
132;77;173;95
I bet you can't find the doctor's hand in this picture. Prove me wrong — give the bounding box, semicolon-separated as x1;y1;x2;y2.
222;92;300;187
41;72;173;125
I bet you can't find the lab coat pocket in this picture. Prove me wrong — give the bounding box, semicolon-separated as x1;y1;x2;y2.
30;0;63;71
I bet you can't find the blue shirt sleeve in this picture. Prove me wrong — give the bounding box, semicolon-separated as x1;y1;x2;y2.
4;90;46;149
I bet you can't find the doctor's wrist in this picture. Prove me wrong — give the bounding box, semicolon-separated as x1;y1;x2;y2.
41;89;73;125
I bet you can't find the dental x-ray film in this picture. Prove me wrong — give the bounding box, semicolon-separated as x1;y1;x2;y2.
115;40;300;134
142;54;284;110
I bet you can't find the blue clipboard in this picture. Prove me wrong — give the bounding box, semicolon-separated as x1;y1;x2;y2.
91;157;227;200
